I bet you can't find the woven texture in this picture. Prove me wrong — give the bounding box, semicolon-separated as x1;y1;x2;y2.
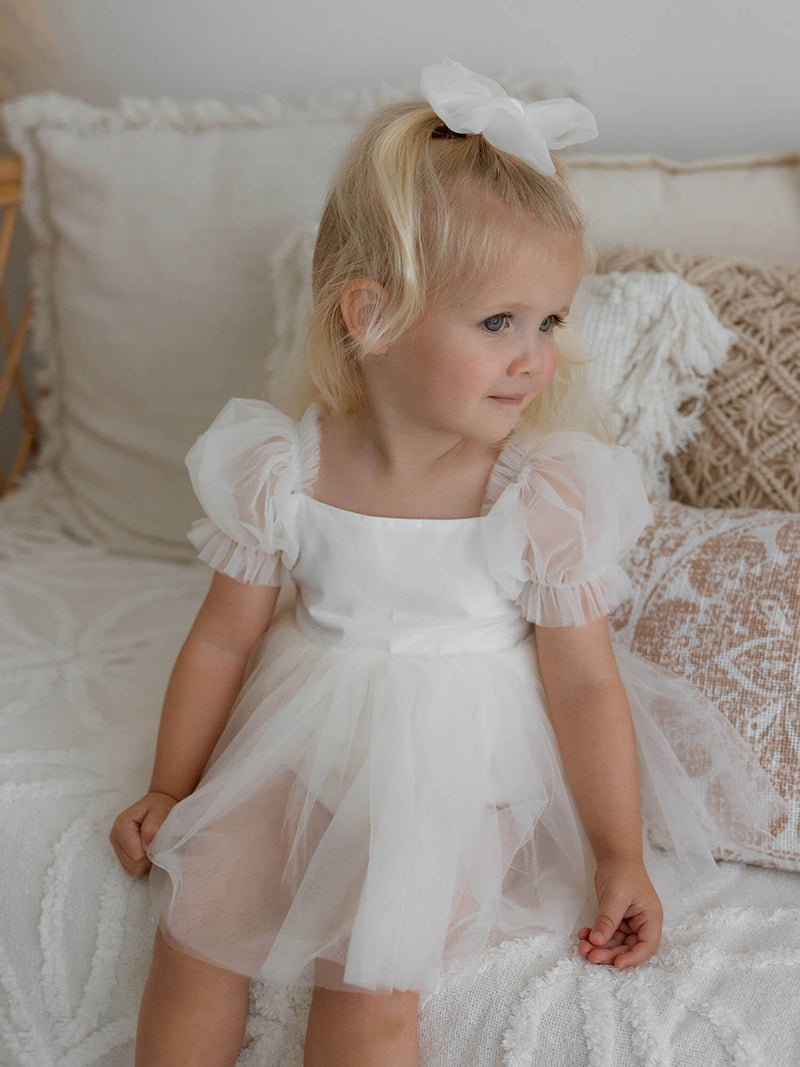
609;499;799;871
601;247;800;511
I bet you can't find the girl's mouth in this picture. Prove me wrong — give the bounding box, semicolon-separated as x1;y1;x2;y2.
489;395;526;405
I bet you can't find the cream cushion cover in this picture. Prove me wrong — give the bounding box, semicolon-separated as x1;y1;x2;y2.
567;153;800;269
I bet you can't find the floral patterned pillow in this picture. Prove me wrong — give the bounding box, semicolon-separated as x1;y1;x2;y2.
611;499;799;870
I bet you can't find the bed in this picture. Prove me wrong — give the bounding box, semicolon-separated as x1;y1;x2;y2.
0;86;798;1067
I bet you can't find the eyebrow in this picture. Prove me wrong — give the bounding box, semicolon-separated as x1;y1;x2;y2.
492;302;572;314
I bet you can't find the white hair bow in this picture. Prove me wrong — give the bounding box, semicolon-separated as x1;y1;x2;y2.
420;58;598;176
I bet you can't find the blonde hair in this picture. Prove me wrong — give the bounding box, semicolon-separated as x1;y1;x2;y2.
293;99;611;441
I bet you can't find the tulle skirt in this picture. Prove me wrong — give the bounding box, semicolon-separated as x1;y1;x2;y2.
147;604;786;998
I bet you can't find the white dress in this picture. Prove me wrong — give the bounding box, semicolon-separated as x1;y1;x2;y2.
147;398;787;998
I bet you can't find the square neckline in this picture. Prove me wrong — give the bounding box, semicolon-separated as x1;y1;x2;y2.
299;403;526;525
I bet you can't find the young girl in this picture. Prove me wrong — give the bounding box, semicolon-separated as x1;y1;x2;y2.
110;59;787;1067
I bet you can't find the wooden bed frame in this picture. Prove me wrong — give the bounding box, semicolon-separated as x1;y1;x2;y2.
0;155;36;497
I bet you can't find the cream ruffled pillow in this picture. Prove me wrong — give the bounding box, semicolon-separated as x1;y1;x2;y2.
1;95;364;560
266;226;737;498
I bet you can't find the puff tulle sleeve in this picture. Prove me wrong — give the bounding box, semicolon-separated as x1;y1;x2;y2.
483;432;654;627
184;398;310;586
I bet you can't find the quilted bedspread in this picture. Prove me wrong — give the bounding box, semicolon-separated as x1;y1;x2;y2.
2;473;799;1067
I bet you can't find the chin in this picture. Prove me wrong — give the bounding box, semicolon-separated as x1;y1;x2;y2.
472;414;524;447
488;399;529;427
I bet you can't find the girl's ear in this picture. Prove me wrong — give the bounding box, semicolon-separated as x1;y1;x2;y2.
340;279;388;354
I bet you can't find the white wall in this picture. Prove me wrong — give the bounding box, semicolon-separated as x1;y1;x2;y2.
1;0;798;472
35;0;800;160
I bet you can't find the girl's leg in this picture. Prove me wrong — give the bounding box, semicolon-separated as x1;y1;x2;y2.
304;961;420;1067
135;926;251;1067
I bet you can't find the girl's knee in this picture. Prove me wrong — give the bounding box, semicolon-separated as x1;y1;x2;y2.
353;989;420;1031
151;925;250;993
310;981;420;1028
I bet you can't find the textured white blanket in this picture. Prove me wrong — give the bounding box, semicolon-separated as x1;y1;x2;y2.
2;474;799;1067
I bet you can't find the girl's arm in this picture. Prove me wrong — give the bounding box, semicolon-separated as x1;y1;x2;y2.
534;615;663;968
148;571;281;801
110;571;280;878
535;615;642;861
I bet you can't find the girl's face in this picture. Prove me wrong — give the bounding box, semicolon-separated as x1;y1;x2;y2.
363;224;585;445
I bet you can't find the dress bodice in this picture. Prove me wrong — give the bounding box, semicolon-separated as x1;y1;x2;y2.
291;496;531;654
183;397;654;656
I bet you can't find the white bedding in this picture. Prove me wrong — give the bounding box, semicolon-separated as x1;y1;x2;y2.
2;472;799;1067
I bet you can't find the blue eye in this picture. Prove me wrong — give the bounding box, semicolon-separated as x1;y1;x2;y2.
482;314;507;333
540;314;567;333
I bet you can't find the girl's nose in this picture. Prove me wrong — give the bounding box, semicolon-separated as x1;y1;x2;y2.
507;336;549;377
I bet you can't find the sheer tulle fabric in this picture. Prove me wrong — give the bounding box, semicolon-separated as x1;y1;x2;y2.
183;397;321;586
146;400;789;998
483;433;655;626
148;608;785;997
187;518;283;585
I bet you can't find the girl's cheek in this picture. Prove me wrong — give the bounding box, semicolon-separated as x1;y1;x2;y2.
541;351;558;388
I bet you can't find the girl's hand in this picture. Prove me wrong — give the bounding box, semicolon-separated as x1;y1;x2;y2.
577;856;663;969
108;791;179;878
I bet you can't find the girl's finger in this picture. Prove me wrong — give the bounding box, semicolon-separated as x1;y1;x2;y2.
578;919;633;941
578;926;625;944
582;942;629;965
119;828;146;862
112;843;152;879
613;936;658;968
578;933;627;963
580;930;631;956
110;825;147;866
